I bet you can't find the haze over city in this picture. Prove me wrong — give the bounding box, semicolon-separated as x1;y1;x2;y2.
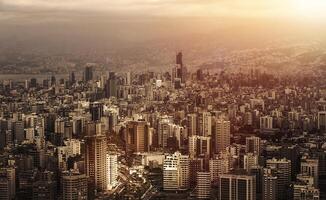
1;1;326;200
1;0;326;53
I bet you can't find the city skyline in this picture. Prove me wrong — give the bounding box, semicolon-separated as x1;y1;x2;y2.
1;1;326;200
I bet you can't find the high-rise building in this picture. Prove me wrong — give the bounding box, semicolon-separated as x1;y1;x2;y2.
260;116;273;129
292;183;320;200
266;158;291;200
219;173;256;200
125;120;150;153
89;102;104;122
281;145;300;180
189;158;204;188
196;172;211;199
176;52;183;66
107;153;118;190
32;171;57;200
105;72;117;98
0;176;10;200
30;78;37;88
84;65;93;82
202;112;212;137
246;136;261;155
262;169;277;200
317;111;326;131
13;121;25;144
69;71;76;85
301;158;319;187
50;76;56;86
188;135;211;158
250;166;264;200
243;153;259;172
85;134;107;191
209;156;230;182
187;114;197;137
163;152;189;191
215;119;231;153
0;167;15;200
172;52;186;86
157;117;172;148
62;170;88;200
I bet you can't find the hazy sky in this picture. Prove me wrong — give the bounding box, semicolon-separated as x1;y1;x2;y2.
2;0;326;22
1;0;326;53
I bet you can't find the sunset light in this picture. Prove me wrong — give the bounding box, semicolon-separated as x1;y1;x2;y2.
1;0;326;200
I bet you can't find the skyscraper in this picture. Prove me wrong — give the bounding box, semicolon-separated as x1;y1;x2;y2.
13;121;25;144
196;172;211;199
266;158;291;200
125;120;150;153
0;167;15;200
260;116;273;129
317;111;326;131
202;112;212;137
105;72;117;98
243;153;259;172
215;119;231;153
62;170;88;200
69;71;76;85
89;102;104;122
246;136;261;155
300;158;319;187
209;156;230;182
176;52;183;66
85;134;107;191
163;152;189;191
262;169;277;200
172;52;187;86
188;135;211;158
219;173;256;200
84;65;94;82
107;153;118;190
292;183;319;200
187;114;197;137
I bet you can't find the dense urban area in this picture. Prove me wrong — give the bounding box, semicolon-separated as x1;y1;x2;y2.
0;46;326;200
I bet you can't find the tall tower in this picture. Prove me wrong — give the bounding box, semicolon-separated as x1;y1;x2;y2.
301;158;319;187
84;65;93;82
107;153;118;190
202;112;212;137
89;102;104;122
196;172;211;199
266;158;291;200
172;52;186;86
209;156;230;182
105;72;117;98
163;152;189;191
187;114;197;137
219;173;256;200
125;121;150;153
243;153;259;172
215;119;231;153
245;136;261;155
85;134;107;192
0;167;15;200
188;135;211;158
262;169;277;200
62;170;88;200
176;52;183;66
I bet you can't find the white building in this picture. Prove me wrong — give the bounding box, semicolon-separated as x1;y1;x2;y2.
107;153;118;190
163;152;189;191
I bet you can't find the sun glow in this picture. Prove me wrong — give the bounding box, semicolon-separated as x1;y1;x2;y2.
295;0;326;18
